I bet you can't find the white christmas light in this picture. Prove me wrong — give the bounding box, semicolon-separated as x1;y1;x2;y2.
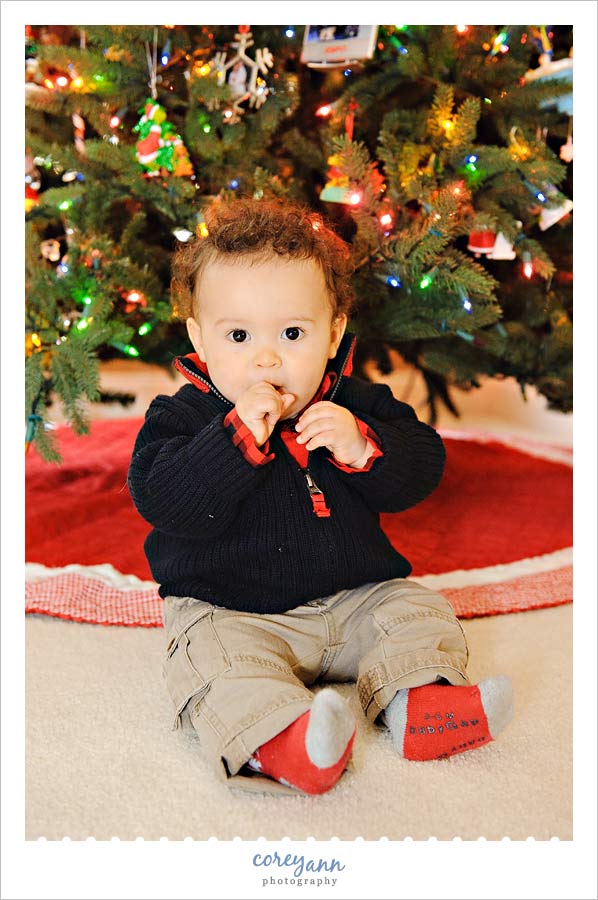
173;227;194;242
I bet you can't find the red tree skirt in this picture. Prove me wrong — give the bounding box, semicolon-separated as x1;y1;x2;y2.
25;419;572;627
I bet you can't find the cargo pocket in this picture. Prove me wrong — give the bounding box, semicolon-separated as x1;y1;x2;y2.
162;607;231;730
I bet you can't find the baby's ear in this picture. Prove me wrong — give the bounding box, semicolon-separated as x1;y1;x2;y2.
329;314;347;358
186;317;205;361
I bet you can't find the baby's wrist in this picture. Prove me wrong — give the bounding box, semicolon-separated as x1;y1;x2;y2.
339;435;370;468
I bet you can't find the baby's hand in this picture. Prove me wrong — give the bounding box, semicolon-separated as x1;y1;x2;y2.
295;402;367;466
235;382;295;447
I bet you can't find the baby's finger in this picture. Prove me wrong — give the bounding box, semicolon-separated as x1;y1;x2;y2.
296;418;335;444
296;402;337;429
304;427;336;452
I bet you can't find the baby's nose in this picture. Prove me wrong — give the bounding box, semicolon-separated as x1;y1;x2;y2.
254;347;281;368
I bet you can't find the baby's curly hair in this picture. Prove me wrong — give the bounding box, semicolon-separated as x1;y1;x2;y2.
171;198;355;320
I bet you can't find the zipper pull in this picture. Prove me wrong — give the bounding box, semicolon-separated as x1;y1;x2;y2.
305;471;331;518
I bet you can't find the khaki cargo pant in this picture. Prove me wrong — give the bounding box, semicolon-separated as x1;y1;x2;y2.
162;578;469;794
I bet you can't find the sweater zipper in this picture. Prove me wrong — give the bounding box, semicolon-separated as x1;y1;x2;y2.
299;339;351;518
304;467;331;518
176;360;233;408
182;361;331;517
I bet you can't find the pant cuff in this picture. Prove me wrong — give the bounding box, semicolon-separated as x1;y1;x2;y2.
358;650;470;723
198;694;314;793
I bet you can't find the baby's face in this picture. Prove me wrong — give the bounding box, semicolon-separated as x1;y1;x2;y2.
186;256;347;419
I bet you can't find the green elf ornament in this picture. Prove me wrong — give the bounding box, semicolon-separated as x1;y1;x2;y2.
133;99;193;177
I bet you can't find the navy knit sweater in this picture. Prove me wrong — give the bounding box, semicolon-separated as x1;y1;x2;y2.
127;334;446;614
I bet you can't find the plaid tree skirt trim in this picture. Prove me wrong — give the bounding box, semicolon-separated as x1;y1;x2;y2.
25;426;572;627
25;548;572;627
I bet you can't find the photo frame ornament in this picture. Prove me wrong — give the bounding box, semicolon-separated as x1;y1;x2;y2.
300;25;378;69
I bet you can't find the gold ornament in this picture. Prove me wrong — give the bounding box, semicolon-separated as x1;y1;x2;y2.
105;45;132;64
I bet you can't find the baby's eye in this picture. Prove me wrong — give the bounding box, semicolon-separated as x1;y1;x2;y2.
282;327;304;341
228;329;248;343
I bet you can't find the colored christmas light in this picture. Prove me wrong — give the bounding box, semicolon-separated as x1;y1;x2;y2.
111;342;140;357
285;27;295;38
198;222;209;238
522;252;534;278
58;199;72;211
521;177;547;203
420;274;432;289
229;179;240;189
489;30;510;56
458;287;473;313
390;35;408;54
379;212;393;228
161;39;171;66
138;323;153;336
125;290;145;306
348;191;362;206
456;25;469;34
387;276;401;288
316;104;333;118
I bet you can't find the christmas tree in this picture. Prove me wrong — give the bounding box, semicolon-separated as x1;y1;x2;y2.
24;23;573;461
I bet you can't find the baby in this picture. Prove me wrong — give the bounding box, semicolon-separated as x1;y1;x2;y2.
128;199;513;795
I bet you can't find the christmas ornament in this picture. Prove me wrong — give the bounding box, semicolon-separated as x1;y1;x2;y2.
25;185;40;213
524;52;573;116
25;56;42;85
82;246;103;272
40;239;61;262
344;98;359;141
467;228;496;257
487;232;517;260
105;44;132;64
209;27;274;123
133;99;193;177
320;154;352;203
559;134;573;163
538;189;573;231
25;151;41;212
72;111;86;156
560;118;573;162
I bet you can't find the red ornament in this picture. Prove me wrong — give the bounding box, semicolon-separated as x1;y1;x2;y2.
467;228;496;257
345;97;359;141
25;184;40;213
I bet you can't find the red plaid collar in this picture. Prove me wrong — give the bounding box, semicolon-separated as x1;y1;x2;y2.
174;334;355;412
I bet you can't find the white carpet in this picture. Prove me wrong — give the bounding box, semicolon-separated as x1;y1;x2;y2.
25;603;572;840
